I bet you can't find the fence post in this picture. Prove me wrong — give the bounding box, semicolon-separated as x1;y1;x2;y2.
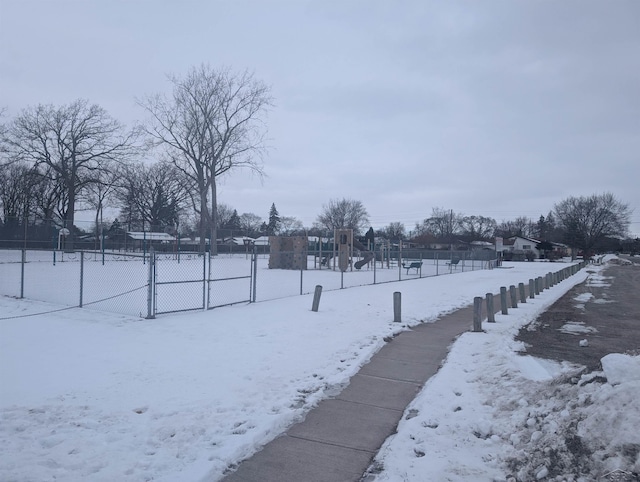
20;249;26;299
203;249;208;310
300;266;304;296
518;282;526;304
252;246;258;302
79;251;84;308
473;296;483;332
500;286;508;315
146;249;156;319
529;279;535;299
486;293;495;322
393;291;401;322
311;285;323;312
373;248;377;284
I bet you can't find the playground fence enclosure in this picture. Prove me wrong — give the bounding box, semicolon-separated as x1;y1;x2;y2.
0;247;497;319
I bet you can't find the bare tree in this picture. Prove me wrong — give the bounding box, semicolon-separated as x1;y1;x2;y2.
459;215;497;241
117;160;189;232
216;203;236;229
3;100;138;249
138;65;273;253
0;162;34;227
554;192;631;257
416;207;462;242
495;216;536;239
83;164;124;249
29;164;65;230
380;222;406;241
238;212;263;238
315;198;369;235
279;216;304;236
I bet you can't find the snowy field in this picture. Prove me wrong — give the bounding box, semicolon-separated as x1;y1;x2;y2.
1;256;638;481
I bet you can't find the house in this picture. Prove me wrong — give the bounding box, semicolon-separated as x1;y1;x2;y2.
499;236;569;260
510;236;541;257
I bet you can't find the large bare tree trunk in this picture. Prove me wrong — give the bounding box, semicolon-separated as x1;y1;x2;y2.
66;178;76;252
199;188;208;254
210;180;218;256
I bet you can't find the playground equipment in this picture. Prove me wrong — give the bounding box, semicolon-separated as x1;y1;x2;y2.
353;237;375;269
268;236;307;269
335;229;350;272
329;229;376;271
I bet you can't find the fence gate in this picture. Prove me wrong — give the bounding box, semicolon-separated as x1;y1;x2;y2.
206;250;254;309
153;252;207;316
152;251;254;316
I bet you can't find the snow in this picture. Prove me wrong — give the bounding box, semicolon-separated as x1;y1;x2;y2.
558;321;598;335
1;256;638;481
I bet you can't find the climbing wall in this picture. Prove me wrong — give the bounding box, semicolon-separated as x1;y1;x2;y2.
268;236;308;270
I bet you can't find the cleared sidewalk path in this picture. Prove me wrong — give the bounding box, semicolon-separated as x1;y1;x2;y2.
223;303;477;482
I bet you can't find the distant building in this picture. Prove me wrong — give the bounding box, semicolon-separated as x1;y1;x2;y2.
126;231;176;251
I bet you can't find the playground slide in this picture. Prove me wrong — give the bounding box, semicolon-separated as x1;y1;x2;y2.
353;238;375;270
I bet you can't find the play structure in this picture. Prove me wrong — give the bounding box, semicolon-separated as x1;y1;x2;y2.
318;229;380;272
267;233;492;279
268;231;383;272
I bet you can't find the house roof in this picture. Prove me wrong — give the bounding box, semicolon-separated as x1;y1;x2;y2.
470;240;493;246
127;232;176;241
508;235;541;244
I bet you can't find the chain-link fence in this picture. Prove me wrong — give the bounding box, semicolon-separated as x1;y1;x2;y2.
0;247;497;318
252;248;496;300
0;249;150;317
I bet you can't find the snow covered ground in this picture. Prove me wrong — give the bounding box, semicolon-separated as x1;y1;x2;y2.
1;256;638;481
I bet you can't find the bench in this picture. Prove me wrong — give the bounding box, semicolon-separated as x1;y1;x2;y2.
402;261;422;274
446;258;460;269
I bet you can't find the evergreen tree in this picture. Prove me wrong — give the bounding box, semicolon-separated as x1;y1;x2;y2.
267;203;280;235
225;210;241;230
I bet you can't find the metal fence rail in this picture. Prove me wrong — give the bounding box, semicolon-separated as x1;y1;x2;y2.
0;247;497;318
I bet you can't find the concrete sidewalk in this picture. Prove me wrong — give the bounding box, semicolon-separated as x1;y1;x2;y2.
223;303;477;482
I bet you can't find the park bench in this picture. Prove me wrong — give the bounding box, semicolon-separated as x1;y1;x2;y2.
402;261;422;274
446;258;460;269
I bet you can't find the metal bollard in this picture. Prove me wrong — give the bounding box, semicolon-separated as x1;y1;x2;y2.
518;282;526;303
509;285;518;308
486;293;495;323
311;285;323;312
393;291;401;322
500;286;508;315
473;297;483;332
529;279;535;299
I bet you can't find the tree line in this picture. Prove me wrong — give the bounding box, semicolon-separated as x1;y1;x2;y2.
0;65;635;256
311;196;635;257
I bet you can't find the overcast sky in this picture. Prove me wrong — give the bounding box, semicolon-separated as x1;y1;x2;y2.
1;1;639;236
